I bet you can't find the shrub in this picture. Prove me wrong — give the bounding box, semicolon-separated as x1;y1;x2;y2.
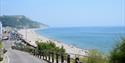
36;40;65;54
110;38;125;63
0;41;3;49
80;49;109;63
0;41;3;61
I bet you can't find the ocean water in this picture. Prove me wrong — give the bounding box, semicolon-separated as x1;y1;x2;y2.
36;27;125;53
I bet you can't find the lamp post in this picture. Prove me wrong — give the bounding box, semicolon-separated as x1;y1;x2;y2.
25;28;27;41
24;26;28;42
0;22;2;40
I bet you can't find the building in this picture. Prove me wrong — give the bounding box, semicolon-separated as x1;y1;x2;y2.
0;22;2;40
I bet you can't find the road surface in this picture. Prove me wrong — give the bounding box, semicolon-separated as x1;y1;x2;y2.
3;40;46;63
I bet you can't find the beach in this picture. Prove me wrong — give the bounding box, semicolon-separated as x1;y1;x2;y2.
18;28;88;57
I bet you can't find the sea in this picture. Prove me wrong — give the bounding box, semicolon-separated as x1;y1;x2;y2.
36;27;125;53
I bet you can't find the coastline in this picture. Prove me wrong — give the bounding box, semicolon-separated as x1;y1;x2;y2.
18;28;89;57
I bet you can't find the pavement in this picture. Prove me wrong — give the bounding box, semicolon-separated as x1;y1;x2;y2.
2;40;46;63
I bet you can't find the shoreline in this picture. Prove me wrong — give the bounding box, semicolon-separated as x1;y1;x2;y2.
18;28;89;57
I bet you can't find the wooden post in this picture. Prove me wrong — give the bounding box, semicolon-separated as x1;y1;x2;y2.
75;58;80;63
35;51;37;57
43;52;45;60
40;53;41;59
39;50;41;58
52;52;54;63
56;54;59;63
61;54;64;63
36;51;39;58
33;49;35;56
48;53;50;62
45;54;47;60
67;55;70;63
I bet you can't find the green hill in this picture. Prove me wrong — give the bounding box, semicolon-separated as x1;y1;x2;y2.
0;15;48;28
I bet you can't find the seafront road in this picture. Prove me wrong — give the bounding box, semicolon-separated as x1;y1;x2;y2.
3;40;46;63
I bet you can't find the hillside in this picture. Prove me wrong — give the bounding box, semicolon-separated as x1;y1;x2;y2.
0;15;48;28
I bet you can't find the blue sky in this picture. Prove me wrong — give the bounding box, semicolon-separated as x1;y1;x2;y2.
0;0;125;27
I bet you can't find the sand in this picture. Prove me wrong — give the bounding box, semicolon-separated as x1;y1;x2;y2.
18;28;88;58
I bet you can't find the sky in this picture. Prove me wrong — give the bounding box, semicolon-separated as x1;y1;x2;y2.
0;0;125;27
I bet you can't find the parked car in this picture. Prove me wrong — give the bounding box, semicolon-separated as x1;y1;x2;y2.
11;46;16;49
2;36;9;40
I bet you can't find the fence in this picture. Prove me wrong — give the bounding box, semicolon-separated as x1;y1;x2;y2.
31;49;87;63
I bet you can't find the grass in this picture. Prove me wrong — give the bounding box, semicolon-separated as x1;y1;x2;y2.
0;41;3;61
0;41;3;49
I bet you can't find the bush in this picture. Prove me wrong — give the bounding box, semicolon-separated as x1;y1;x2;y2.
110;38;125;63
36;40;65;54
0;41;3;61
0;57;3;61
0;41;3;49
80;49;109;63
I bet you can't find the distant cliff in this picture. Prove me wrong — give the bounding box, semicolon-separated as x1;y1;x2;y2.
0;15;48;28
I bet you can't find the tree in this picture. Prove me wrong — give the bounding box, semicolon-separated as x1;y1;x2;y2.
110;38;125;63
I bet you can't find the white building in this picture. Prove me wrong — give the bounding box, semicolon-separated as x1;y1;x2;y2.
0;22;2;40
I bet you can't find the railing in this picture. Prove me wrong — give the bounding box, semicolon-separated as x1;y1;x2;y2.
12;42;88;63
31;49;86;63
